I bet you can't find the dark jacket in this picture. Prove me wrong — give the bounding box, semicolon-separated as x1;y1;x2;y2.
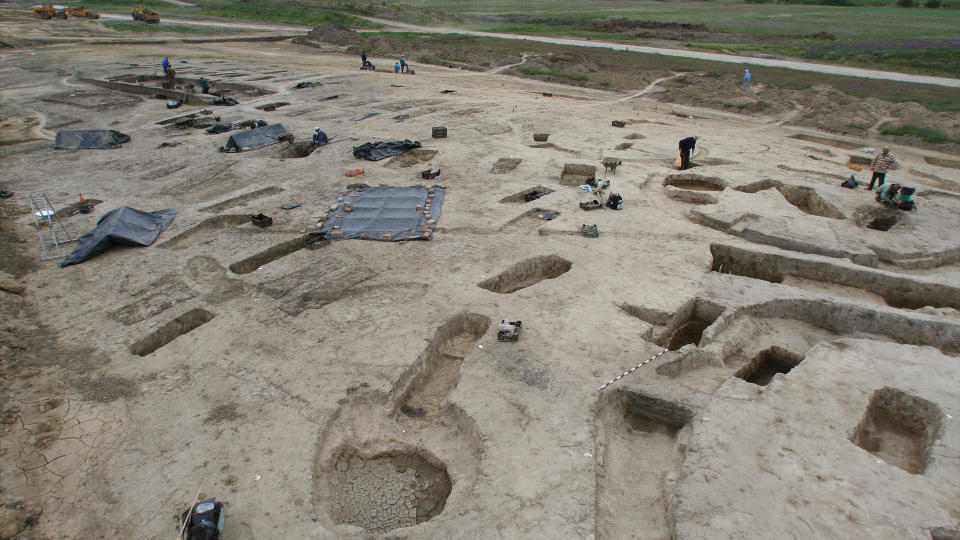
679;136;698;152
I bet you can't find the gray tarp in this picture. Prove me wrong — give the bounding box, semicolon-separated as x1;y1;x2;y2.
60;206;176;267
318;186;444;241
223;124;290;151
54;129;130;149
352;139;421;161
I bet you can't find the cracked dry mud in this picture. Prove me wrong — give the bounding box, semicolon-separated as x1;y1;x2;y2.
0;13;958;540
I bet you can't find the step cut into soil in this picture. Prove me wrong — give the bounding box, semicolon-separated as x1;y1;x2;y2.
850;387;943;474
130;308;215;356
478;255;572;294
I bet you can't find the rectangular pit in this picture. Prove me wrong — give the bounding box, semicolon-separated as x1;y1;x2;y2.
130;308;215;357
850;387;943;474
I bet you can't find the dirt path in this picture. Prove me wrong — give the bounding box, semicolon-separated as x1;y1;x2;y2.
356;15;960;89
98;13;307;33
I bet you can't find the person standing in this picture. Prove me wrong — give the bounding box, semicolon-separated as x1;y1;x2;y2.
361;50;367;68
399;55;408;73
162;56;171;74
199;76;210;94
679;135;700;170
868;147;898;190
743;69;751;90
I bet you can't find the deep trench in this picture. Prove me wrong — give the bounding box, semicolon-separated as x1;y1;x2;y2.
478;255;572;294
130;308;215;357
228;235;316;274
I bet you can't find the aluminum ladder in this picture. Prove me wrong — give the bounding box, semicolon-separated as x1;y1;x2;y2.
28;193;76;261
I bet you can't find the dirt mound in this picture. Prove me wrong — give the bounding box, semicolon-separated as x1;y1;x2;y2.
307;24;368;47
385;148;438;168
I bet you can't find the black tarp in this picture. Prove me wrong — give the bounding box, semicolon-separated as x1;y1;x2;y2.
223;124;290;152
54;129;130;150
59;206;176;267
352;139;421;161
318;186;444;241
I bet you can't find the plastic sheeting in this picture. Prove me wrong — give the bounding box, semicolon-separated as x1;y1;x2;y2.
352;139;421;161
318;186;443;241
60;206;176;267
223;124;290;151
54;129;130;150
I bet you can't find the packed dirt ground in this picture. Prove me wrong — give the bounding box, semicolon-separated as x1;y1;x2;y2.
1;13;959;540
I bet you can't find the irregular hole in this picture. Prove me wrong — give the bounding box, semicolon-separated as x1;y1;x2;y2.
228;235;314;274
55;198;104;219
130;308;215;357
478;255;572;294
850;387;943;474
254;101;290;111
657;300;724;350
663;173;726;192
776;185;846;219
734;346;804;385
868;215;900;231
491;157;522;174
199;186;285;213
329;448;451;533
280;141;315;158
499;186;554;204
735;179;781;194
624;133;645;140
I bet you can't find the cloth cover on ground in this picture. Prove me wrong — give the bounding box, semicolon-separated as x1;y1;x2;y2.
318;186;443;241
54;129;130;149
352;139;421;161
223;124;291;152
60;206;176;267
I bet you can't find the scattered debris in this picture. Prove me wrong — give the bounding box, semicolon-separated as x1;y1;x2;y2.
280;203;301;210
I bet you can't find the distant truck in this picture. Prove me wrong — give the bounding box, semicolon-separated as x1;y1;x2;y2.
32;3;67;19
131;3;160;24
66;6;99;19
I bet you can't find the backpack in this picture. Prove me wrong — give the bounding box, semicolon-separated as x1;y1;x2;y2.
606;193;623;210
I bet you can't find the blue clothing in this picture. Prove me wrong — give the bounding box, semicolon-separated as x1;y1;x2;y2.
744;70;751;90
394;63;400;73
361;52;367;63
162;58;170;69
313;131;328;146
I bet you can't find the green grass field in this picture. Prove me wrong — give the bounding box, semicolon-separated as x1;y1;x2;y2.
397;0;960;77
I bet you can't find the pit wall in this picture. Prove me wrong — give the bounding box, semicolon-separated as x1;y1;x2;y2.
700;298;960;355
711;243;960;311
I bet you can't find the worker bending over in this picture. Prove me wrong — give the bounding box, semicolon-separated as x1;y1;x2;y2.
313;127;328;147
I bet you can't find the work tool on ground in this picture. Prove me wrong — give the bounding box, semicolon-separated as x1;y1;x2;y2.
497;320;522;342
29;193;76;261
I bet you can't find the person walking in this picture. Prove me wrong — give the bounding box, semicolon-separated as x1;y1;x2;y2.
868;147;898;190
743;69;751;90
399;55;408;73
678;135;700;170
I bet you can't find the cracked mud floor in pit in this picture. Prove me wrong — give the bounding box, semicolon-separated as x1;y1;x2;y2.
329;451;451;533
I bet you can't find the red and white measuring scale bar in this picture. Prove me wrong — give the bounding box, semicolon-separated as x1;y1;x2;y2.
597;348;669;390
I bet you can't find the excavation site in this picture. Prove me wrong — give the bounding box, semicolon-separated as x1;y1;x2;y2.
0;6;958;540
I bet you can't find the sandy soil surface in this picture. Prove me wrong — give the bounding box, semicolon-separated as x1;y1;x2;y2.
1;15;959;540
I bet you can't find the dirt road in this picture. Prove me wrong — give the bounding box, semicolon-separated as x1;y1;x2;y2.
356;15;960;89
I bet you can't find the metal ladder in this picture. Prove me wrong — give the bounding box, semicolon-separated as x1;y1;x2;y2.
28;193;76;261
